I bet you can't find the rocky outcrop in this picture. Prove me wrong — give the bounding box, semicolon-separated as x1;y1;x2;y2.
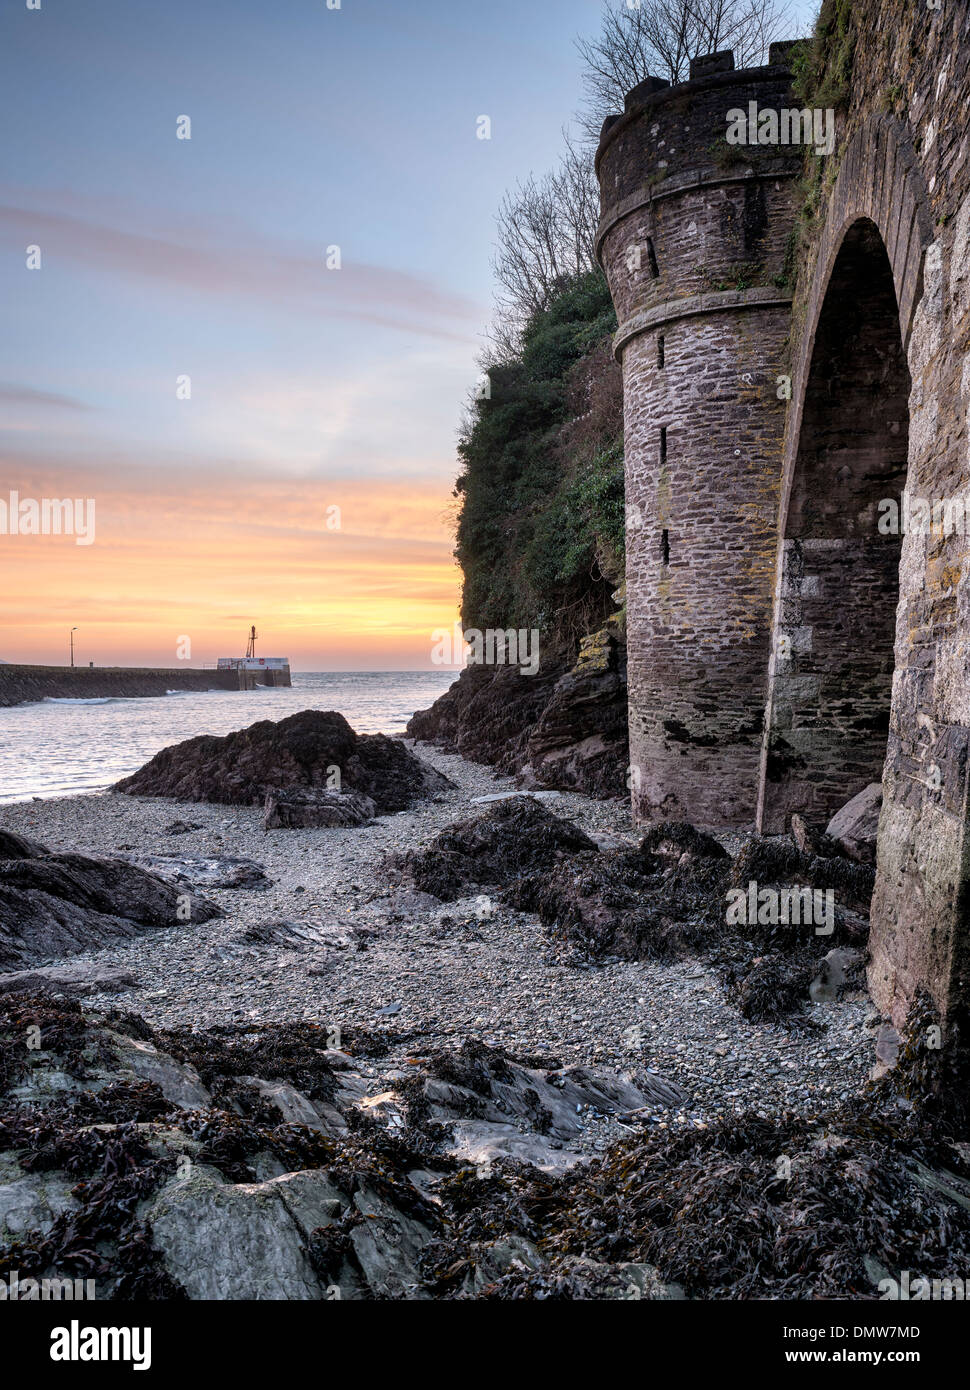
4;988;967;1301
410;1039;686;1173
0;996;686;1300
407;661;564;775
120;853;273;892
0;963;139;998
263;787;377;830
114;710;451;812
0;836;222;972
407;627;628;800
523;630;628;798
825;782;883;865
386;797;598;902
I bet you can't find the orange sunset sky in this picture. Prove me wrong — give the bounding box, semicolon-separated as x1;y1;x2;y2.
0;468;462;670
0;0;613;669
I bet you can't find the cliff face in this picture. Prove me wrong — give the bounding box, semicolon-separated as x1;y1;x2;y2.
408;271;629;798
409;622;628;798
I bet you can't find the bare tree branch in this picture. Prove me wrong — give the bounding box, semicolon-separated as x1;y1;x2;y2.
575;0;800;143
487;132;600;355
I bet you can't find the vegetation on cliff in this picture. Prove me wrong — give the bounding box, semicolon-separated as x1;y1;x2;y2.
454;269;625;653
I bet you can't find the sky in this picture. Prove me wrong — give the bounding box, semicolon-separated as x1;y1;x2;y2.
0;0;817;670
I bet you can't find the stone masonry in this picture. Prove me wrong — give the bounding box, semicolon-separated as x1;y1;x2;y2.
596;48;803;827
597;4;970;1046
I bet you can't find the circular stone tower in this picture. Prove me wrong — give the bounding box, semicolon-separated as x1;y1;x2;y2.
596;45;803;827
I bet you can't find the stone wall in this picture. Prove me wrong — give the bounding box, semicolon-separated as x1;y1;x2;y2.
0;665;238;708
598;3;970;1041
596;49;802;825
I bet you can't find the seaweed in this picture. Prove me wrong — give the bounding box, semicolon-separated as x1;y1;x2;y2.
389;797;597;902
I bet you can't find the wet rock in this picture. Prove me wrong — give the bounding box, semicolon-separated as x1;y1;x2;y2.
810;947;866;1004
163;820;204;836
442;1235;545;1297
0;1169;78;1238
107;1031;212;1110
115;709;451;813
825;782;883;865
0;962;139;998
524;636;629;798
390;1039;684;1172
145;1165;339;1300
407;631;629;800
375;1000;403;1018
874;1023;901;1074
0;829;49;860
231;1075;343;1133
123;853;272;893
407;661;564;778
263;787;377;830
235;920;355;952
0;842;222;972
389;798;597;902
790;813;830;857
347;1184;434;1298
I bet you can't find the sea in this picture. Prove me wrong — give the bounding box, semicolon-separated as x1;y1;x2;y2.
0;671;458;805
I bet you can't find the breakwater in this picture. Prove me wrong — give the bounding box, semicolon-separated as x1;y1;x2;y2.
0;665;238;708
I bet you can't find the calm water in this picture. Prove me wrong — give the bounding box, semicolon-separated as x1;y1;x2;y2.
0;671;458;804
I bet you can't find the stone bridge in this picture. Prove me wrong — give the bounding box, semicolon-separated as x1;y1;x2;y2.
596;1;970;1043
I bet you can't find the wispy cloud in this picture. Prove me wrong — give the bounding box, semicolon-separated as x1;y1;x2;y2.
0;383;91;411
0;195;483;344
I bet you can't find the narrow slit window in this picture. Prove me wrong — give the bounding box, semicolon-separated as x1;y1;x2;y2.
645;237;659;278
660;529;670;566
657;335;665;368
660;426;667;464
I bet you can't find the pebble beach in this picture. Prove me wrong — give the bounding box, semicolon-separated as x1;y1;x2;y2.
0;739;874;1143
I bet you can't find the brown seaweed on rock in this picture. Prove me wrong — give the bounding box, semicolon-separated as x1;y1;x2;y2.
387;797;597;902
506;821;731;963
114;709;451;812
4;989;970;1300
729;834;875;922
508;823;870;1025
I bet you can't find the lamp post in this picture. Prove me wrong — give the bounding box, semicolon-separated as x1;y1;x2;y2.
70;627;78;669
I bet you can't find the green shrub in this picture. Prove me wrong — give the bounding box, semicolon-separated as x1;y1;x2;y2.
454;270;625;649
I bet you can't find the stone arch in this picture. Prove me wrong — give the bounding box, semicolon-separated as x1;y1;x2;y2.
758;116;935;834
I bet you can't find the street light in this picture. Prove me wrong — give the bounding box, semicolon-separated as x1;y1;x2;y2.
70;627;79;669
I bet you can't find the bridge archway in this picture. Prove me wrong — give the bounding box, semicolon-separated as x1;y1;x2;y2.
758;216;910;829
758;114;970;1038
758;117;935;839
